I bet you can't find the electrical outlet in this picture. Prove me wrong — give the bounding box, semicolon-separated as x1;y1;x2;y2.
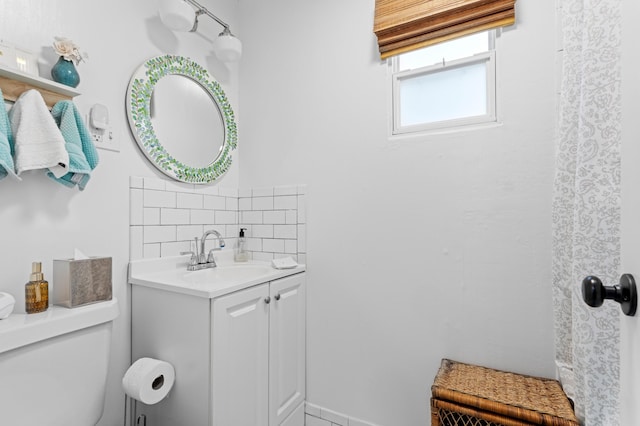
93;127;120;152
86;113;120;152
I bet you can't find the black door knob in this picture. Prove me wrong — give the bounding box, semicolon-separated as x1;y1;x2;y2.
581;274;637;316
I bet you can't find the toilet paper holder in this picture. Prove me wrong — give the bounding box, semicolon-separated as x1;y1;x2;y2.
122;357;175;405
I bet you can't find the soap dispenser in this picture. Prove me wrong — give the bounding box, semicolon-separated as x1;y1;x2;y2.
234;228;249;262
25;261;49;314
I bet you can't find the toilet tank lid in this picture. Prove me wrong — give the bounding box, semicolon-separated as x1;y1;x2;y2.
0;299;119;354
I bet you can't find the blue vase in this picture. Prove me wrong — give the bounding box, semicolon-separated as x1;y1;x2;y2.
51;57;80;88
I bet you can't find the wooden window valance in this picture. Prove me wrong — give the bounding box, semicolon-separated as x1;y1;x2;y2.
374;0;517;59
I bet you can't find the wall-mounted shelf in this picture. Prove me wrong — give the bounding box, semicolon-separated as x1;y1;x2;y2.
0;65;80;109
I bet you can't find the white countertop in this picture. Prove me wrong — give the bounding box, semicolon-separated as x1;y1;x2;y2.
128;254;306;298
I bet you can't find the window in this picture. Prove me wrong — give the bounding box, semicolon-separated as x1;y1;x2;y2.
391;30;496;135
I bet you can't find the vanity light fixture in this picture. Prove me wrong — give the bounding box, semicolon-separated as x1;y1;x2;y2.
158;0;242;62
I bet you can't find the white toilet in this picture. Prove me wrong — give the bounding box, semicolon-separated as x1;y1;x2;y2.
0;299;119;426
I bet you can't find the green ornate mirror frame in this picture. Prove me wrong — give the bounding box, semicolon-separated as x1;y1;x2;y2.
126;55;237;183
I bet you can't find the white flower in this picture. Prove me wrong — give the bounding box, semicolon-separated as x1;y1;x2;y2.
53;36;85;65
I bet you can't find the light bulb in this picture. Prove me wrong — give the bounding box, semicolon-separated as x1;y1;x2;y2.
159;0;195;32
213;33;242;62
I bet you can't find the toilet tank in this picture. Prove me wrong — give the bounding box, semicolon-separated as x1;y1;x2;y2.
0;299;119;426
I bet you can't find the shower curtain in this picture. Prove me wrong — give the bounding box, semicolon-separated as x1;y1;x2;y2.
552;0;622;424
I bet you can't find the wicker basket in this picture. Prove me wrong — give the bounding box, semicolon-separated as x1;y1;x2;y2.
431;359;579;426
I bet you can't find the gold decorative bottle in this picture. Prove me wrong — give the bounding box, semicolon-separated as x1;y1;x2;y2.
25;262;48;314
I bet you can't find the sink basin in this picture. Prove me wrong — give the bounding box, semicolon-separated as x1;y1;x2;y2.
128;255;305;298
183;264;273;285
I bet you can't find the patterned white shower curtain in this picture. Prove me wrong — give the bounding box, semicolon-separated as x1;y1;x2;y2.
552;0;622;424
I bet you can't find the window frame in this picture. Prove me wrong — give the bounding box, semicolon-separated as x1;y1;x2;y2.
390;31;497;135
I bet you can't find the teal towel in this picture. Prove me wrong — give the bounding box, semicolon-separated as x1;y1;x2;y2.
0;89;19;180
48;100;99;190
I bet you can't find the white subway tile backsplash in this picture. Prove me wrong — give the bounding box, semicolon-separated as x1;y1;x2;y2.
285;240;297;254
274;185;298;196
274;195;297;210
226;197;239;211
253;251;274;262
144;189;176;208
253;196;274;211
144;177;166;190
219;187;238;197
130;189;143;225
165;180;195;193
177;193;203;209
191;209;215;225
286;210;297;225
143;243;161;258
130;227;143;260
274;224;296;239
199;185;219;195
204;195;226;210
298;224;307;253
177;225;203;242
246;237;263;251
227;224;239;238
161;208;190;225
216;225;229;237
253;187;274;197
298;195;307;224
263;239;285;253
143;208;160;225
215;210;237;224
251;224;274;238
264;210;286;224
278;253;297;261
239;197;252;210
242;211;263;224
130;179;306;263
144;226;176;243
130;176;144;189
161;241;190;257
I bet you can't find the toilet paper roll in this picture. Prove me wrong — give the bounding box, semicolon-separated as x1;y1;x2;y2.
122;357;175;405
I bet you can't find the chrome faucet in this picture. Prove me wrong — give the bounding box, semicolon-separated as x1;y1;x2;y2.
200;229;225;264
181;229;226;271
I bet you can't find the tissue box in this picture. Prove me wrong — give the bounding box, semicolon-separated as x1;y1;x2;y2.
53;257;112;308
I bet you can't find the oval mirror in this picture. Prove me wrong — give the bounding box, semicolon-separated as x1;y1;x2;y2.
126;55;237;183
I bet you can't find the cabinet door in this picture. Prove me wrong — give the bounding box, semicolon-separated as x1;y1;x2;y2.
212;283;270;426
269;274;306;426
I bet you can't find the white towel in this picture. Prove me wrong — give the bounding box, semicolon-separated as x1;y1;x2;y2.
9;90;69;178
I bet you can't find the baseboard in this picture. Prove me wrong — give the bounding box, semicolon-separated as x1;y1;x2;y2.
305;402;383;426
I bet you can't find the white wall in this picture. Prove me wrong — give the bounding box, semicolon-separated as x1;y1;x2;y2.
239;1;558;425
0;1;240;425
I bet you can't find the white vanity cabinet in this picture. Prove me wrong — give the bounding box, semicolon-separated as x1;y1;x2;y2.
212;273;306;426
131;271;306;426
